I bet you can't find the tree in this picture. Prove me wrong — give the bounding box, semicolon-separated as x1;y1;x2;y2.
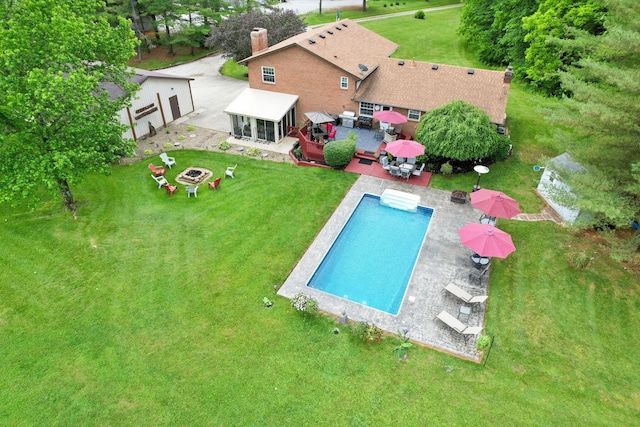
139;0;183;55
522;0;607;95
205;10;306;61
543;0;640;238
414;101;510;162
0;0;138;219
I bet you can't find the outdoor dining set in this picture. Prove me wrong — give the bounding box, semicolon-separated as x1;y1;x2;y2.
436;188;522;344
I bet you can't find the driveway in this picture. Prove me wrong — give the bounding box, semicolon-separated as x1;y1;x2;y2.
162;54;248;133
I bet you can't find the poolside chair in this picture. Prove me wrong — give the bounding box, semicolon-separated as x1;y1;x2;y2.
380;156;391;171
412;163;425;177
148;163;165;177
208;177;221;191
434;310;483;342
159;152;176;169
186;185;198;198
443;283;488;305
225;164;237;179
469;264;491;286
152;174;169;188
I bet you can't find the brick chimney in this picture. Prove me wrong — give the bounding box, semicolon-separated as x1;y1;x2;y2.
504;65;514;84
250;28;268;55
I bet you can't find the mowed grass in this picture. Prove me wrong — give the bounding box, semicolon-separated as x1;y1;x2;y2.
2;7;640;426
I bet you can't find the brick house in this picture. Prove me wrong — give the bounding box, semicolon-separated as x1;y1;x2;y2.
224;19;512;144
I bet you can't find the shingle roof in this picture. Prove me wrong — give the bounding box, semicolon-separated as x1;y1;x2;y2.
239;20;398;78
102;68;194;99
353;58;510;124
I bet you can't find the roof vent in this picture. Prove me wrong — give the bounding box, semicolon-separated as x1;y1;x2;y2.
398;60;405;66
342;23;348;27
308;39;316;44
467;69;475;74
432;64;439;70
327;30;333;35
319;34;326;39
335;26;342;31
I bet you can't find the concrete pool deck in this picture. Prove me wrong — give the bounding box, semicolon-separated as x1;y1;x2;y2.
279;175;489;361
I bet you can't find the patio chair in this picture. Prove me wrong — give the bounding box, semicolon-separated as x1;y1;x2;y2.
389;165;401;177
443;283;488;305
469;263;491;286
400;167;411;180
159;153;176;169
163;183;178;196
380;156;391;171
208;177;221;191
186;185;198;198
152;174;169;188
479;214;497;226
326;123;333;133
412;163;426;177
225;164;237;179
435;310;483;342
148;163;165;177
327;129;337;141
397;157;406;164
407;157;416;165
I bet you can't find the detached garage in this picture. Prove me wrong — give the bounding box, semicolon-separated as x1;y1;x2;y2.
113;68;194;141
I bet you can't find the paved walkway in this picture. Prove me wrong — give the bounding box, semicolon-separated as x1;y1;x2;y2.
513;206;564;224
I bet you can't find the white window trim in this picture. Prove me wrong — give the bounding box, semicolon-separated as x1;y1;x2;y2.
359;101;374;117
261;66;275;84
408;109;421;121
340;76;348;90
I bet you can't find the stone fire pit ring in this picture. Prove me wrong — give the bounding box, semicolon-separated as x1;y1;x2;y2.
175;167;213;185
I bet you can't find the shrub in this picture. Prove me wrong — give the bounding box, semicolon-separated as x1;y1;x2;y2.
186;125;195;131
476;335;492;351
163;143;173;149
414;10;425;19
323;138;356;169
178;135;186;141
291;293;318;316
218;141;231;151
349;321;382;343
440;161;453;175
143;149;153;156
246;147;260;157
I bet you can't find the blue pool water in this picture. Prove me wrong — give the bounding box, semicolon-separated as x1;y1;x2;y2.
306;194;433;315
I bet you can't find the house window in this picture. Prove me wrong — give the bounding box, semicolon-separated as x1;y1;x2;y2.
408;110;421;121
340;77;348;90
262;66;275;84
359;102;374;117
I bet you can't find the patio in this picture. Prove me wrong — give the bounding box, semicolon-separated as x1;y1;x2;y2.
279;175;490;361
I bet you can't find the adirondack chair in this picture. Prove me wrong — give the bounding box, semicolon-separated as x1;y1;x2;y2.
152;174;168;188
148;163;165;177
208;177;222;191
159;153;176;169
225;164;237;179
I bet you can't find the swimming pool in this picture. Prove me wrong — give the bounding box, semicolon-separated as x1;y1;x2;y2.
306;193;433;315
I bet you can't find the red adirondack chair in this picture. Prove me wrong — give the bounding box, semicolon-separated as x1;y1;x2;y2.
149;163;165;176
208;177;222;191
163;184;178;196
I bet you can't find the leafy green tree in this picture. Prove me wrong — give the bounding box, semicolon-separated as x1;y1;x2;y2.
139;0;183;55
0;0;138;218
414;101;509;162
522;0;607;95
543;0;640;238
205;10;306;61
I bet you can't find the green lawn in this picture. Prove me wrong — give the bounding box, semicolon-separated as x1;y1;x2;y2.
2;7;639;426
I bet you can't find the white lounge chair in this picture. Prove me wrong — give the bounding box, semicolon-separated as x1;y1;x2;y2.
159;152;176;169
225;164;237;179
435;310;483;342
152;174;168;188
444;283;488;305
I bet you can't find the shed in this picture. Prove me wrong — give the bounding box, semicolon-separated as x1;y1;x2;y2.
109;68;194;141
537;153;585;223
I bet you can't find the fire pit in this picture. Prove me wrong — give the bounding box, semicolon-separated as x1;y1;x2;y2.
450;189;468;204
175;167;213;185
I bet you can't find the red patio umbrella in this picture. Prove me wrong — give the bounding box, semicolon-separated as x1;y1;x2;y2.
373;110;408;124
457;223;516;258
470;189;521;219
385;139;425;158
